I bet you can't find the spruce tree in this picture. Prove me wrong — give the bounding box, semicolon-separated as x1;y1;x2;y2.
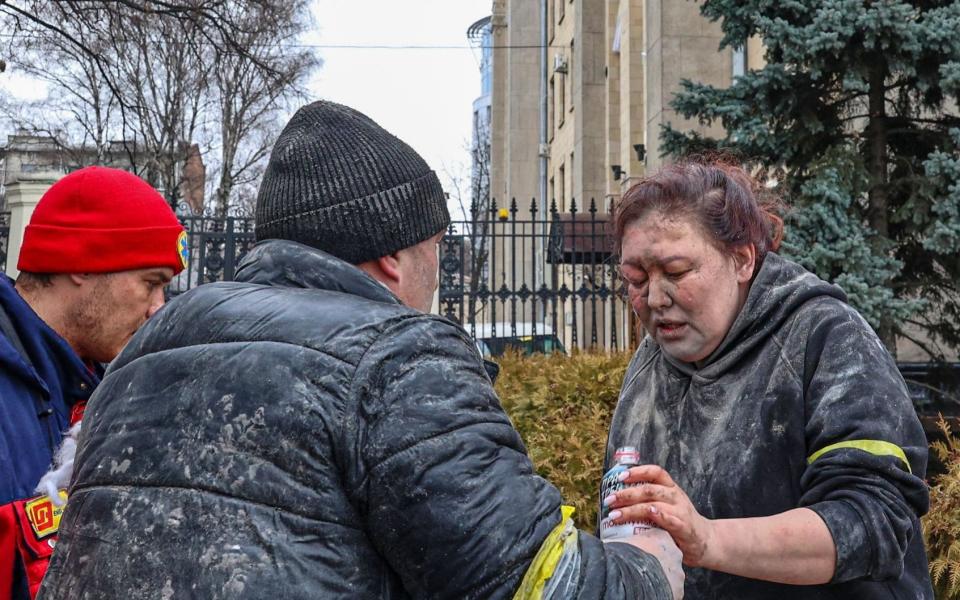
661;0;960;358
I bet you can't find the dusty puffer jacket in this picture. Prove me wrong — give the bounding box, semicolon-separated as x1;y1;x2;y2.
38;239;672;600
606;253;932;599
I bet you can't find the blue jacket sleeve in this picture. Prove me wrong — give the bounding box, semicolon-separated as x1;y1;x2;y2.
796;301;929;583
348;316;672;599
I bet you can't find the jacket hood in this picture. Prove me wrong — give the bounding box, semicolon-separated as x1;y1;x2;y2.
235;239;400;304
663;253;846;380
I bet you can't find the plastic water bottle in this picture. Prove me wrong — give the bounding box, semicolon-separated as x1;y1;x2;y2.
599;446;655;540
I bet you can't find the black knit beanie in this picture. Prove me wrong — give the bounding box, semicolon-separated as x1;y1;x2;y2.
255;100;450;264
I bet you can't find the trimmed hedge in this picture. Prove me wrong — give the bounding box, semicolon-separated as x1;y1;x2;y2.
494;350;959;597
495;349;629;531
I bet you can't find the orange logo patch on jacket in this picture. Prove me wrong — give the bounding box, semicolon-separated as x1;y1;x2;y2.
24;494;66;539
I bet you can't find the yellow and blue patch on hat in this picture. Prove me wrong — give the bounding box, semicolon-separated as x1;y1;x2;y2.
177;230;189;269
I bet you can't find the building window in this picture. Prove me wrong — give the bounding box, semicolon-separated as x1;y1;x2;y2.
548;0;555;42
558;71;566;127
559;163;566;210
569;39;575;112
480;26;493;95
732;46;746;79
549;76;556;138
612;15;622;53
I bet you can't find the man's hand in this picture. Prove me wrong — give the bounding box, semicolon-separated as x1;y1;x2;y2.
605;528;684;600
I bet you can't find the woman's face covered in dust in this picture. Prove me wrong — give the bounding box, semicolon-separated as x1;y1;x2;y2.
619;212;755;364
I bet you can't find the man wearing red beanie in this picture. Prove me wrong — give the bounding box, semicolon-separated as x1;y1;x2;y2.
0;166;186;599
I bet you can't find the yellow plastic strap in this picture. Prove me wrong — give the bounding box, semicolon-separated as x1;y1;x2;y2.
807;439;912;474
512;505;577;600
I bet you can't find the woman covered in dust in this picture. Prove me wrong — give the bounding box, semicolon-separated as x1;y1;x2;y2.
603;161;932;599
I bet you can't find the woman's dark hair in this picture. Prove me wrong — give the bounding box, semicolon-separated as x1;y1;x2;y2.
613;160;785;273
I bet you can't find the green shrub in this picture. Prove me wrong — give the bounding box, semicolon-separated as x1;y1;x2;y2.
495;349;631;530
926;418;960;599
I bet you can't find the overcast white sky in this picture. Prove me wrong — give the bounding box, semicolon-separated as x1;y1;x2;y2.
0;0;492;207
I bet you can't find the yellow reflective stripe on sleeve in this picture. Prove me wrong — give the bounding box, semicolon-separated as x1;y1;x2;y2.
807;439;912;474
512;505;577;600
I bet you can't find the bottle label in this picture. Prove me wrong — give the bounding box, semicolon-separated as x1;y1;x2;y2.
599;448;655;540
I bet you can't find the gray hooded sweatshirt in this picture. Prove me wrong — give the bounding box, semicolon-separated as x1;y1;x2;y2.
606;253;932;599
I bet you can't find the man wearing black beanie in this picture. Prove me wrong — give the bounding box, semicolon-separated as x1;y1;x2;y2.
39;101;682;600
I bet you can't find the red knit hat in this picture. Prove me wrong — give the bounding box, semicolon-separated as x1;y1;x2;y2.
17;166;187;274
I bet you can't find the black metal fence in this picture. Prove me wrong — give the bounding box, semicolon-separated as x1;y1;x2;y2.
439;198;634;353
167;216;256;297
164;202;633;352
0;212;255;293
0;202;632;352
165;200;634;353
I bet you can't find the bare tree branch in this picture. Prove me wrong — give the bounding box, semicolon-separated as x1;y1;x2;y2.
0;0;319;214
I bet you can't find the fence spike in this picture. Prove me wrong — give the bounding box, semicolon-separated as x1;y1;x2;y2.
529;197;538;214
589;197;597;214
570;197;578;214
510;197;518;213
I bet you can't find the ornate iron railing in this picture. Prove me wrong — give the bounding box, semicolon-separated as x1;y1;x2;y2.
167;216;256;297
439;198;634;352
160;204;634;352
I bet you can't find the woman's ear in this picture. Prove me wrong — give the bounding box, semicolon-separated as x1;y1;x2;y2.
732;244;757;284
